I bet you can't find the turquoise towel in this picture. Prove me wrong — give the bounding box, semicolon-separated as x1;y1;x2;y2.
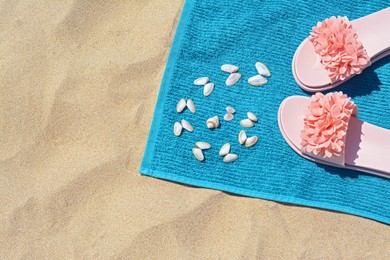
140;0;390;224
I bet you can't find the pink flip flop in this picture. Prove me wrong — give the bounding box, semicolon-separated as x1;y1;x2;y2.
278;92;390;179
292;8;390;92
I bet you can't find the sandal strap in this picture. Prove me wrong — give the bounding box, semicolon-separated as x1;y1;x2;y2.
309;16;371;83
301;92;357;166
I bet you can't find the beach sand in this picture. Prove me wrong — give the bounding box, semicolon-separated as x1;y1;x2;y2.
1;0;389;258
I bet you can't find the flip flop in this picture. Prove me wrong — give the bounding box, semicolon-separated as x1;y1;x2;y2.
292;8;390;92
278;91;390;179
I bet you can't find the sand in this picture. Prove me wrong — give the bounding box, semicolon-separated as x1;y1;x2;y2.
0;0;389;259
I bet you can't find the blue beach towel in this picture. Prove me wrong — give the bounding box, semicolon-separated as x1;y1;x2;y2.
140;0;390;224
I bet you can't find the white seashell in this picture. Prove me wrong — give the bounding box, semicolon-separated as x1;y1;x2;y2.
248;75;268;86
203;82;214;96
238;130;247;145
186;99;196;113
174;122;183;136
245;136;258;148
224;113;234;121
255;62;271;77
219;143;231;156
176;98;187;113
221;64;239;73
192;148;204;161
226;106;235;114
223;153;238;163
247;112;258;122
206;116;220;129
181;119;194;132
240;119;254;128
225;73;241;86
195;142;211;150
194;77;209;85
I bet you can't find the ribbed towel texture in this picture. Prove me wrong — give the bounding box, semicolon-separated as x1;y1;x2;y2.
141;0;390;224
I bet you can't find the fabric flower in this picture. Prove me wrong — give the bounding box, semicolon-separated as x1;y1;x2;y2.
309;16;370;82
301;92;356;158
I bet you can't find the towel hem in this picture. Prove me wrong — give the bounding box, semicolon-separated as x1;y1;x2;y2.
140;0;195;170
140;167;389;225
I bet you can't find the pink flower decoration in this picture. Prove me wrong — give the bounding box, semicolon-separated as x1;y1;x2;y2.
301;92;356;158
309;16;370;82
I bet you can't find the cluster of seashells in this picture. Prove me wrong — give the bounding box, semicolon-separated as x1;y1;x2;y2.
238;130;258;148
224;106;235;121
206;116;220;129
174;98;196;136
176;98;196;113
173;120;193;136
194;77;215;96
221;64;242;86
240;112;258;128
248;62;271;86
192;142;211;161
173;62;270;163
193;62;271;98
188;109;259;163
219;143;238;163
221;62;271;87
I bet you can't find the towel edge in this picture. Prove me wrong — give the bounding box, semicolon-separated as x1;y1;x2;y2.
140;166;390;225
